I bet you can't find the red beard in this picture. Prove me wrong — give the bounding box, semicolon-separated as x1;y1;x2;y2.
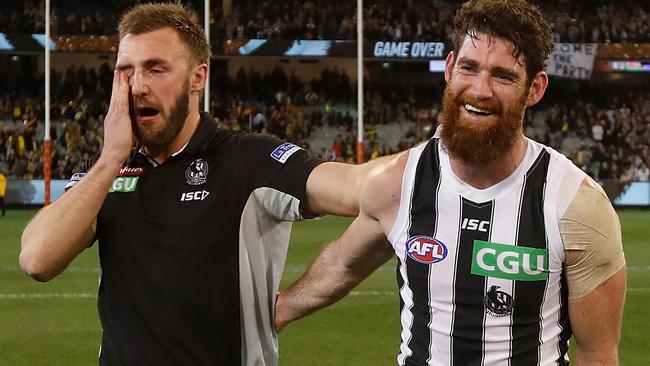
440;84;527;166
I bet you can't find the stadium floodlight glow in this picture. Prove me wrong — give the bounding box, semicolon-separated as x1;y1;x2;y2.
32;34;57;50
285;40;332;56
0;33;13;50
429;60;446;73
238;39;267;55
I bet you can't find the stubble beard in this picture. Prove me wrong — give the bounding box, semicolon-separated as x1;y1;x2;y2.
439;84;527;166
133;79;190;153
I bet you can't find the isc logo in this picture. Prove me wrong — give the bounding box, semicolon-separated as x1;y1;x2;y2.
405;236;448;264
461;218;490;232
180;190;210;202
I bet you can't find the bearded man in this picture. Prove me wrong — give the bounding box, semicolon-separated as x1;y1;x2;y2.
275;0;626;365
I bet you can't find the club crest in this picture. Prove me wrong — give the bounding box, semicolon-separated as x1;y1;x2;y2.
185;159;208;185
484;285;513;317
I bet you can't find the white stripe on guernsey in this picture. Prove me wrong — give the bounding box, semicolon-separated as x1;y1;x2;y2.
542;150;579;365
391;144;425;366
509;168;529;366
483;197;520;366
388;143;427;243
396;256;416;365
428;181;461;366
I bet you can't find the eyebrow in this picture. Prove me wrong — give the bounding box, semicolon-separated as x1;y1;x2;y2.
456;57;479;70
492;66;520;81
456;57;521;81
115;58;170;71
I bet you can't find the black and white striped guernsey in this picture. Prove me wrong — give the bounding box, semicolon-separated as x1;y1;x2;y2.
387;137;586;366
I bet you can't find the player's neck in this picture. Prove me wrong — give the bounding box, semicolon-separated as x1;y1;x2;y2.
145;111;201;164
449;136;528;190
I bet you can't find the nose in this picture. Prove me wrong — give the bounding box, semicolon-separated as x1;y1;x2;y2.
130;70;149;98
467;71;493;100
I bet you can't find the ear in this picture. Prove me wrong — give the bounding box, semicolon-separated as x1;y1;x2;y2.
525;71;549;107
444;51;455;83
190;63;208;92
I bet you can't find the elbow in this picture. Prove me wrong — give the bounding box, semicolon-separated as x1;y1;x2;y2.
19;246;56;282
340;203;359;217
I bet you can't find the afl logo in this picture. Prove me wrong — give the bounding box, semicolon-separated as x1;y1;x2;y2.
185;159;208;185
405;236;448;264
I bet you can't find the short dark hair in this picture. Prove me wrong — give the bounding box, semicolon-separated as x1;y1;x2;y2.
452;0;553;85
118;2;211;65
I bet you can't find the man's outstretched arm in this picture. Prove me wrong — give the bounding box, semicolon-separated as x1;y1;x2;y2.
302;154;395;217
276;152;406;330
275;210;394;331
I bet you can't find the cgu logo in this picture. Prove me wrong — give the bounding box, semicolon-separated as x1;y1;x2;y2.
461;218;490;232
471;240;549;281
180;190;210;202
405;236;448;264
109;177;139;193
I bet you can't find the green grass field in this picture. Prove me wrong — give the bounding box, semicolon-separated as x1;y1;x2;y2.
0;210;648;365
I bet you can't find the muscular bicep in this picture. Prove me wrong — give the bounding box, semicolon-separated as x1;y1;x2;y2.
303;155;398;217
562;179;626;362
303;162;359;217
569;267;625;364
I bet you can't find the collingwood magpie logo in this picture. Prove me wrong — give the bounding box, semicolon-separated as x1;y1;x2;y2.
484;285;513;317
185;159;208;185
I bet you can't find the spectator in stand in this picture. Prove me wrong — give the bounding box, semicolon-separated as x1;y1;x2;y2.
0;169;6;217
4;0;650;42
1;42;650;183
252;107;267;133
635;161;650;181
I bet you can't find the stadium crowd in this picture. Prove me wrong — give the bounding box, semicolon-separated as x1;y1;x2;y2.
1;63;649;183
2;0;650;43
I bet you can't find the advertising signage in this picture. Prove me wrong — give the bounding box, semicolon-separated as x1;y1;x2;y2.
222;39;449;59
372;41;445;58
610;60;650;72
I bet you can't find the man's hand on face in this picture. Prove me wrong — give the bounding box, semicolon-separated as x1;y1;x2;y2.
102;70;134;164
